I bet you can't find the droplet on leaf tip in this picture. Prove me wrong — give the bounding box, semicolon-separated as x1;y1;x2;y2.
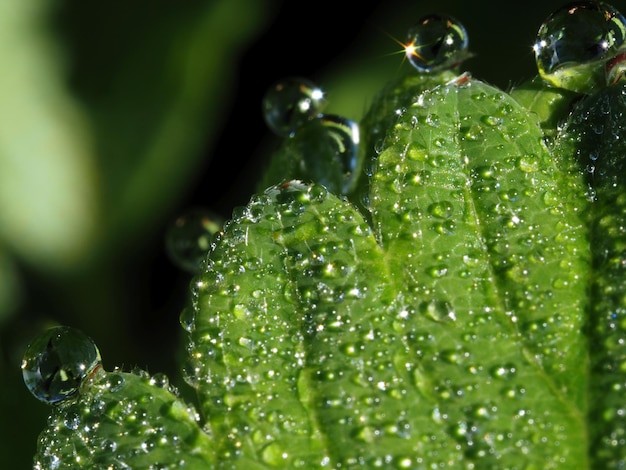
533;1;626;92
405;13;470;73
283;113;361;195
21;326;102;405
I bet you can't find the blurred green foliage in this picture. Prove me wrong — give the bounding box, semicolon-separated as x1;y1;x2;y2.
0;0;583;467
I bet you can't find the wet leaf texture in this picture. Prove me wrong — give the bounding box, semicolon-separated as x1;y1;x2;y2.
187;78;590;468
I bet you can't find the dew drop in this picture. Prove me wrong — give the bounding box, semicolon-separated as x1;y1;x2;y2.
104;372;126;393
441;348;470;365
419;299;457;322
306;183;329;203
501;385;526;399
150;372;170;390
319;114;360;192
434;220;456;235
294;114;360;194
490;363;517;380
165;207;223;273
395;456;414;468
481;114;504;127
348;425;371;444
517;155;540;173
468;402;495;420
533;1;626;92
179;306;196;333
427;264;449;278
262;76;326;137
21;326;102;404
427;201;454;218
405;13;470;72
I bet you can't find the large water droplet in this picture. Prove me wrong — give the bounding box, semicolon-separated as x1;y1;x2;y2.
21;326;102;404
295;114;360;194
165;207;223;273
405;13;470;73
533;1;626;92
262;76;327;137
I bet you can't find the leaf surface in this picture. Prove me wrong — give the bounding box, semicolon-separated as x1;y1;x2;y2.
33;369;213;469
554;82;626;469
186;77;591;467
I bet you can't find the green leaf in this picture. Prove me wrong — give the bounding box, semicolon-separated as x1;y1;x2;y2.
33;368;213;469
187;181;396;467
554;82;626;469
371;76;590;408
509;75;581;143
30;36;620;468
183;76;591;467
354;70;458;216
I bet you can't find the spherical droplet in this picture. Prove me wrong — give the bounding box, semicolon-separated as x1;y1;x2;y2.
293;113;360;195
405;13;470;73
165;207;223;273
533;1;626;92
262;76;327;137
21;326;102;404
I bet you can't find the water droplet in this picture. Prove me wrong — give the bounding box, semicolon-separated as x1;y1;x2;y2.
103;371;126;392
318;114;360;192
21;326;102;404
481;114;504;127
517;155;540;173
294;114;360;194
165;207;223;273
440;348;469;365
405;14;471;72
179;306;196;333
432;220;456;235
150;372;170;390
262;76;326;137
427;264;449;278
501;385;526;399
533;1;626;92
419;299;457;322
395;456;414;468
306;183;329;203
260;442;290;465
427;200;454;218
490;363;517;380
351;425;377;443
